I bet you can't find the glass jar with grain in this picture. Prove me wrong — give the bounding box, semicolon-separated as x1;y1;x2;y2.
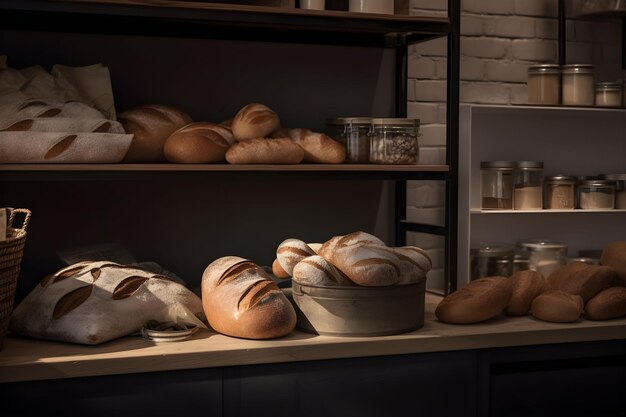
562;64;594;106
527;64;560;105
514;161;543;210
578;179;615;210
544;175;576;210
481;161;515;210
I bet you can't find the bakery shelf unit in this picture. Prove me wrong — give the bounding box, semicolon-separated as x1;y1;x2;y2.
0;0;460;295
459;104;626;287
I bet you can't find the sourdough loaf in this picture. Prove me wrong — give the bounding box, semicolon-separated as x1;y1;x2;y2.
164;122;234;163
276;239;317;276
231;103;280;141
292;255;353;286
531;290;583;323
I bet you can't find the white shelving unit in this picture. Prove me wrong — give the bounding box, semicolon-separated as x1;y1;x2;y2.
458;104;626;287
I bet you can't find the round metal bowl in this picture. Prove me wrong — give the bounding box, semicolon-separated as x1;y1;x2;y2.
287;280;425;337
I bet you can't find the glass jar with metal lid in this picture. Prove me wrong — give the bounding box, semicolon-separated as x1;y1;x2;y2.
344;117;372;163
470;243;514;280
544;174;576;209
595;82;623;108
517;240;568;278
514;161;543;210
527;64;560;105
600;174;626;209
578;179;615;210
326;117;349;147
562;64;595;106
369;118;419;164
481;161;515;210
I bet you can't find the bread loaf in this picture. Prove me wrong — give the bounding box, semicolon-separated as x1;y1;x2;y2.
201;256;296;339
531;290;583;323
585;287;626;320
164;122;234;163
506;270;548;316
600;241;626;287
287;128;346;164
548;262;589;290
232;103;280;141
308;243;323;254
225;137;304;164
435;277;513;324
119;104;192;162
551;264;615;302
276;239;317;276
271;259;290;279
292;255;353;286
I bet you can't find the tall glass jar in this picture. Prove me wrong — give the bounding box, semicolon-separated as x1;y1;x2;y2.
562;64;595;106
595;82;623;108
470;243;514;280
517;240;568;278
481;161;515;210
600;174;626;209
514;161;543;210
345;118;372;163
544;175;576;210
369;118;419;164
527;64;560;105
578;179;615;210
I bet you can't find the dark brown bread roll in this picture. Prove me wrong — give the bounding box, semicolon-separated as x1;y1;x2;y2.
547;262;589;290
601;241;626;287
164;122;234;163
225;137;304;164
231;103;280;141
201;256;296;339
531;290;583;323
551;264;615;303
435;277;513;324
119;104;192;162
585;287;626;320
506;270;548;316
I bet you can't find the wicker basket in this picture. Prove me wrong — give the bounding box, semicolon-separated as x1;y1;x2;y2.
0;208;31;350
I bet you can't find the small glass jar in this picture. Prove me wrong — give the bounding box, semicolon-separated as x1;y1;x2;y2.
600;174;626;209
326;118;349;147
517;240;568;278
595;82;623;108
481;161;515;210
345;118;372;163
528;64;560;105
578;179;615;210
544;175;576;210
369;118;419;164
470;243;514;280
514;161;543;210
562;64;595;106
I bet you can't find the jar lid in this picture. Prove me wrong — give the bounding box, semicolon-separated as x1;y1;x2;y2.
580;179;616;188
480;161;516;169
600;174;626;191
517;239;567;251
327;117;371;126
516;161;544;169
472;242;514;257
349;117;374;125
371;118;419;126
528;64;560;75
544;174;576;183
561;64;594;74
595;82;623;91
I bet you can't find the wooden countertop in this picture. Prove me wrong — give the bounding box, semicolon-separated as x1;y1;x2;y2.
1;294;625;383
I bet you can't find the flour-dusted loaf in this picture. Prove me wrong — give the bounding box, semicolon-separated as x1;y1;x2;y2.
225;137;304;164
585;287;626;320
231;103;280;141
118;104;192;162
550;264;615;302
276;238;317;276
601;241;626;287
0;117;125;133
271;259;290;279
292;255;353;286
287;128;346;164
201;256;296;339
308;243;323;254
506;270;548;316
531;290;583;323
435;277;513;324
164;122;235;163
10;261;204;345
0;99;106;120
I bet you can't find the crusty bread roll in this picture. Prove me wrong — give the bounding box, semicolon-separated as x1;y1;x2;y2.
276;239;317;276
287;128;346;164
164;122;234;163
585;287;626;320
531;290;583;323
550;264;615;302
506;270;548;316
548;262;589;290
600;241;626;287
271;259;290;279
231;103;280;141
292;255;353;286
225;137;304;164
119;104;192;162
201;256;296;339
435;277;513;324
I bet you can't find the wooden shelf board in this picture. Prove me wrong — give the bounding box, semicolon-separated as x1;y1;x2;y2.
471;209;626;214
0;164;449;172
1;293;625;383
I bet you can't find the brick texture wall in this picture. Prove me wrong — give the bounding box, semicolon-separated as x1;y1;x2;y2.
407;0;624;291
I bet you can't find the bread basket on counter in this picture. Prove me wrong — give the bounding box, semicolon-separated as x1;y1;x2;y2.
0;208;31;349
288;280;426;337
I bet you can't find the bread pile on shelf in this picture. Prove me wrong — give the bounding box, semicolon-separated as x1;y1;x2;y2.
435;240;626;324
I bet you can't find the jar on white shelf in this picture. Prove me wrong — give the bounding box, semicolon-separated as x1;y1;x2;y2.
544;175;576;210
527;64;560;105
517;240;568;278
481;161;515;210
595;82;623;108
578;179;616;210
562;64;595;106
514;161;543;210
600;174;626;209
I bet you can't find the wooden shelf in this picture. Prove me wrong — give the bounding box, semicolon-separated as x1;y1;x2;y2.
1;293;625;383
471;209;626;214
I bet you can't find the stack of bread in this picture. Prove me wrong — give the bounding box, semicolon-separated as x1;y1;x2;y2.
435;240;626;324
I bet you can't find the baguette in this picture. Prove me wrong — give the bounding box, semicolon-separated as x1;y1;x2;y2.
287;128;346;164
225;137;304;164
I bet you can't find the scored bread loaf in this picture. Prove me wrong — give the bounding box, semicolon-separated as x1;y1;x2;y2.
531;290;583;323
292;255;354;286
164;122;235;163
287;128;346;164
506;270;548;316
585;287;626;320
231;103;280;141
435;277;513;324
225;137;304;164
550;264;615;302
201;256;296;339
119;104;192;162
600;241;626;287
276;239;317;276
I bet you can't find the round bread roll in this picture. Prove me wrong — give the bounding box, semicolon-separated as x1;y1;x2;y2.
164;122;235;163
601;241;626;287
552;264;615;303
506;270;548;316
271;259;290;279
585;287;626;320
201;256;296;339
276;239;317;276
232;103;280;141
119;104;192;162
292;255;353;287
531;290;583;323
548;262;589;290
225;137;304;164
435;277;513;324
287;128;346;164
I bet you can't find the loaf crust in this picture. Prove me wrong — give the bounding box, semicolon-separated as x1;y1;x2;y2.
531;290;583;323
506;270;548;316
225;137;304;164
292;255;353;286
601;241;626;287
550;264;615;302
276;239;317;276
585;287;626;320
232;103;280;141
164;122;234;163
287;128;346;164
